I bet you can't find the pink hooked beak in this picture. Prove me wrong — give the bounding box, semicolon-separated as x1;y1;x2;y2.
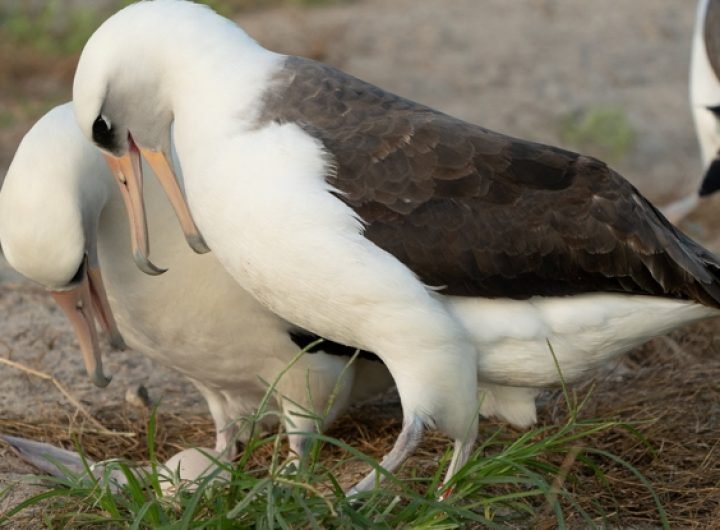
102;134;209;276
50;255;124;387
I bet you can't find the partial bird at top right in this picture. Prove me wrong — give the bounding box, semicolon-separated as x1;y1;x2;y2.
683;0;720;220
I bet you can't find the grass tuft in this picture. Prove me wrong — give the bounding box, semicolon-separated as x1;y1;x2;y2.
1;350;668;528
2;412;661;528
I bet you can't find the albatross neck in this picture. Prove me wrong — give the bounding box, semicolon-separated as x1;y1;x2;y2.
157;24;285;141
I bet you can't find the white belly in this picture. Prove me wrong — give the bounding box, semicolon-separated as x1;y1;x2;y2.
446;293;718;386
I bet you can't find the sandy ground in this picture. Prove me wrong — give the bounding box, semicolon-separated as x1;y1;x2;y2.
2;0;720;526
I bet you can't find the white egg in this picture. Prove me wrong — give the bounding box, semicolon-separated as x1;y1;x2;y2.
159;447;231;495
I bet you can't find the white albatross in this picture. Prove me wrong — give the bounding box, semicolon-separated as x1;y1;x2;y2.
72;0;720;495
0;103;394;461
0;105;578;490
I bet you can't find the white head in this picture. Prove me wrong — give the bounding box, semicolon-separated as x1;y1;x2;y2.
74;0;260;151
0;103;124;387
1;105;104;287
72;0;271;273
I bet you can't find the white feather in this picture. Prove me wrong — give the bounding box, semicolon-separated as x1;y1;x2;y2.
0;104;394;456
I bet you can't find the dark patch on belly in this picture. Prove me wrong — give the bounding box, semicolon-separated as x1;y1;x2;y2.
289;331;382;363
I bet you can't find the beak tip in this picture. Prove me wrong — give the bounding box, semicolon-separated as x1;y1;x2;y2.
92;371;113;388
133;250;168;276
188;234;210;255
110;334;127;351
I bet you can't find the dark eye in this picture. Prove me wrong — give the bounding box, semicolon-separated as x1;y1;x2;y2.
92;115;115;150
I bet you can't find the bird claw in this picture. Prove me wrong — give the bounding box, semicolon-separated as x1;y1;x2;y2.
438;485;454;501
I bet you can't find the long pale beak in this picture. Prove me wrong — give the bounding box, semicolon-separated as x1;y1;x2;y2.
139;148;210;254
87;264;126;352
51;265;112;388
103;140;167;276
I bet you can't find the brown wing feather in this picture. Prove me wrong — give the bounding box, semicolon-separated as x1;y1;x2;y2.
259;57;720;306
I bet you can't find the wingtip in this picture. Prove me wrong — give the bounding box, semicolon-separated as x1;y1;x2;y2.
0;434;90;478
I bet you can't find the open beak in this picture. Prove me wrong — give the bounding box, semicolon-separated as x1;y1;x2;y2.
140;148;210;255
103;138;166;276
50;256;120;388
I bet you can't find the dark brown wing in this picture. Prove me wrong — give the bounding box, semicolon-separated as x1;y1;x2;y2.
258;57;720;306
705;0;720;81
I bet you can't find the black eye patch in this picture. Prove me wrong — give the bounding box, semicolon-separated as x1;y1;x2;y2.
92;115;115;150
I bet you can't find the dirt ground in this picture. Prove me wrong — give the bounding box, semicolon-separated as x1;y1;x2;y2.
2;0;720;527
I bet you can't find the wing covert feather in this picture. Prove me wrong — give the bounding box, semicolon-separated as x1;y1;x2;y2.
258;57;720;305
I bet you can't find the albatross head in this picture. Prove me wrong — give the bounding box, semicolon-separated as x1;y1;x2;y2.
0;104;124;387
73;0;212;275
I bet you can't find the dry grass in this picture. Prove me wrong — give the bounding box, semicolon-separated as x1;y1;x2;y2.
2;322;720;527
538;322;720;528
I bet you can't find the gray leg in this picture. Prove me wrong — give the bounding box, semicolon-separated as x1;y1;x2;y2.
438;435;475;499
283;400;314;463
346;415;424;496
190;379;238;459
